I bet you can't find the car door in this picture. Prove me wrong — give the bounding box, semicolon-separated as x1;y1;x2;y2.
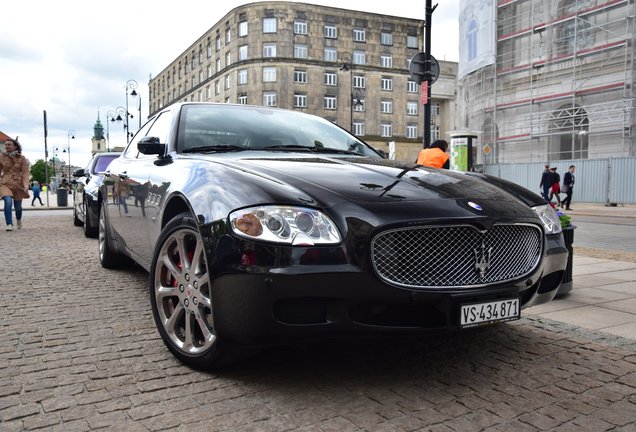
106;111;173;266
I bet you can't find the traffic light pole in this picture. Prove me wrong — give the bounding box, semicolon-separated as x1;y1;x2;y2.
423;0;437;148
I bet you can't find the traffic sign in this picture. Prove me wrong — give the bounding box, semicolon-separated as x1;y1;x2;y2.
409;52;440;85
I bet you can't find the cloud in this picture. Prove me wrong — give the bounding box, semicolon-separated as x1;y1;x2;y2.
2;0;459;170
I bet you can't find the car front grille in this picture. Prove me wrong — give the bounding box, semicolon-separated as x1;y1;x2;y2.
371;224;542;288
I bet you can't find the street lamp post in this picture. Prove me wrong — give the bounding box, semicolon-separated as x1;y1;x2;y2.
66;130;75;181
105;109;122;152
125;79;139;143
339;52;364;133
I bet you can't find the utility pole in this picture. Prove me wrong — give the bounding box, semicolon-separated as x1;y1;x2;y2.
423;0;437;148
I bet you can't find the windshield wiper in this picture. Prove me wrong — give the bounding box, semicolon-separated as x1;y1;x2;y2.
261;145;315;151
312;147;361;155
182;145;246;153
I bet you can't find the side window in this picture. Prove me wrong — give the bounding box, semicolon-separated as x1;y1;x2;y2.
123;111;171;159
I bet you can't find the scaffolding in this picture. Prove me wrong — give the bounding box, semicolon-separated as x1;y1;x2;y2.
458;0;635;163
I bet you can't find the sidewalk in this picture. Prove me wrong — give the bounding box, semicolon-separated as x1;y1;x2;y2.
527;255;636;340
0;189;75;211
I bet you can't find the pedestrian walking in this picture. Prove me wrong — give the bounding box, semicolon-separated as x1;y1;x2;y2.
561;165;576;210
539;164;551;202
31;181;44;206
0;138;30;231
416;139;450;169
548;167;561;206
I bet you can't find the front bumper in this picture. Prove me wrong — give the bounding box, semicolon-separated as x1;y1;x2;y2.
210;233;568;345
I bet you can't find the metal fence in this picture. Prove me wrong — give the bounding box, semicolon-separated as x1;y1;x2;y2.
481;157;636;205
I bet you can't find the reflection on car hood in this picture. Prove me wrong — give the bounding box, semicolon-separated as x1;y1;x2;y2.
231;155;511;203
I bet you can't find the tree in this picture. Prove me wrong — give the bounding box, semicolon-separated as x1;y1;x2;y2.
29;159;55;186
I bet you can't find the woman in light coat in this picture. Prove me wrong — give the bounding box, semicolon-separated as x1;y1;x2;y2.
0;138;31;230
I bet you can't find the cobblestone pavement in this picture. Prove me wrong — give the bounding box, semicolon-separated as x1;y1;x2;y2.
1;216;635;431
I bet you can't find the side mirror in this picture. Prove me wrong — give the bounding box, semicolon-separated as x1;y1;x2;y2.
138;136;166;155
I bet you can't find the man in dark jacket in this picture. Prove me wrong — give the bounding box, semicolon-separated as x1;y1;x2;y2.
539;164;551;202
561;165;576;210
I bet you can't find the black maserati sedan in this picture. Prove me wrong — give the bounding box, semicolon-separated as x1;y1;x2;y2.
72;151;120;237
98;102;568;369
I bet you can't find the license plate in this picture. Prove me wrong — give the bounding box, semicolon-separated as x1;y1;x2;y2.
460;298;520;328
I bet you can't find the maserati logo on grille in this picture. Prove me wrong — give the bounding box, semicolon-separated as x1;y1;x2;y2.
474;241;493;279
468;201;482;211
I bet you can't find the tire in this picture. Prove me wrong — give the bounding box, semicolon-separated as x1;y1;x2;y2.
83;197;98;238
73;200;83;227
149;212;228;370
99;204;126;269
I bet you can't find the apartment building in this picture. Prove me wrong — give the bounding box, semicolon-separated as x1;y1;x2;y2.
148;1;458;161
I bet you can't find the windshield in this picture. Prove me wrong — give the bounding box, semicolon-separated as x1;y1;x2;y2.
93;155;119;173
179;104;381;157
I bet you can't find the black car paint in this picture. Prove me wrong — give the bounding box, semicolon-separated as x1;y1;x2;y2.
99;103;568;354
72;152;120;236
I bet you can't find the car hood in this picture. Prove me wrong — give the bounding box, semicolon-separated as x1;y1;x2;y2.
205;154;538;221
230;155;502;200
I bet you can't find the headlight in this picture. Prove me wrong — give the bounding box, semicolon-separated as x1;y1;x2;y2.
532;204;562;235
229;205;341;245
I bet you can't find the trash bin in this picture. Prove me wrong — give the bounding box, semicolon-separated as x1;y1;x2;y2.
57;188;68;207
558;225;576;296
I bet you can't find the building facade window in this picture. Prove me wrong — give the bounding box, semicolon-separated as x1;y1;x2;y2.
353;121;365;136
324;47;337;62
238;69;247;85
263;91;277;106
263;43;277;57
216;58;221;72
238;93;248;104
225;74;231;90
294;93;307;108
381;77;393;91
381;123;393;137
263;17;277;33
294;20;307;35
381;32;393;45
430;125;440;142
324;96;337;110
381;54;393;68
206;86;211;99
225;28;231;44
238;21;248;37
294;44;308;59
226;52;231;67
353;99;365;112
407;35;418;48
407;80;418;93
207;65;212;79
216;36;221;51
407;124;418;138
353;75;366;88
324;25;337;39
294;69;307;83
263;67;277;82
353;50;366;65
324;72;337;86
215;80;220;95
407;101;418;115
238;45;248;61
380;100;393;113
353;28;366;42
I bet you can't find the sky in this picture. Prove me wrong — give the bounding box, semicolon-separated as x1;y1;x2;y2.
0;0;460;169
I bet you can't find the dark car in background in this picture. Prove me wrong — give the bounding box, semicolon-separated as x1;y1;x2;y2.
72;151;120;237
97;103;568;369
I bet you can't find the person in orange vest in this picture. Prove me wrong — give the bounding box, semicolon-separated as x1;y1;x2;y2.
416;139;450;169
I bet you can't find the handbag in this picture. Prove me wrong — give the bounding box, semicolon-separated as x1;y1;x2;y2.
561;183;570;193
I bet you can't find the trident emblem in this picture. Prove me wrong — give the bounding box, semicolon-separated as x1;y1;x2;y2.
474;241;493;279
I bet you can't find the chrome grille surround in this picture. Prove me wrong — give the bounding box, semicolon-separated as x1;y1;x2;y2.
371;223;543;288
